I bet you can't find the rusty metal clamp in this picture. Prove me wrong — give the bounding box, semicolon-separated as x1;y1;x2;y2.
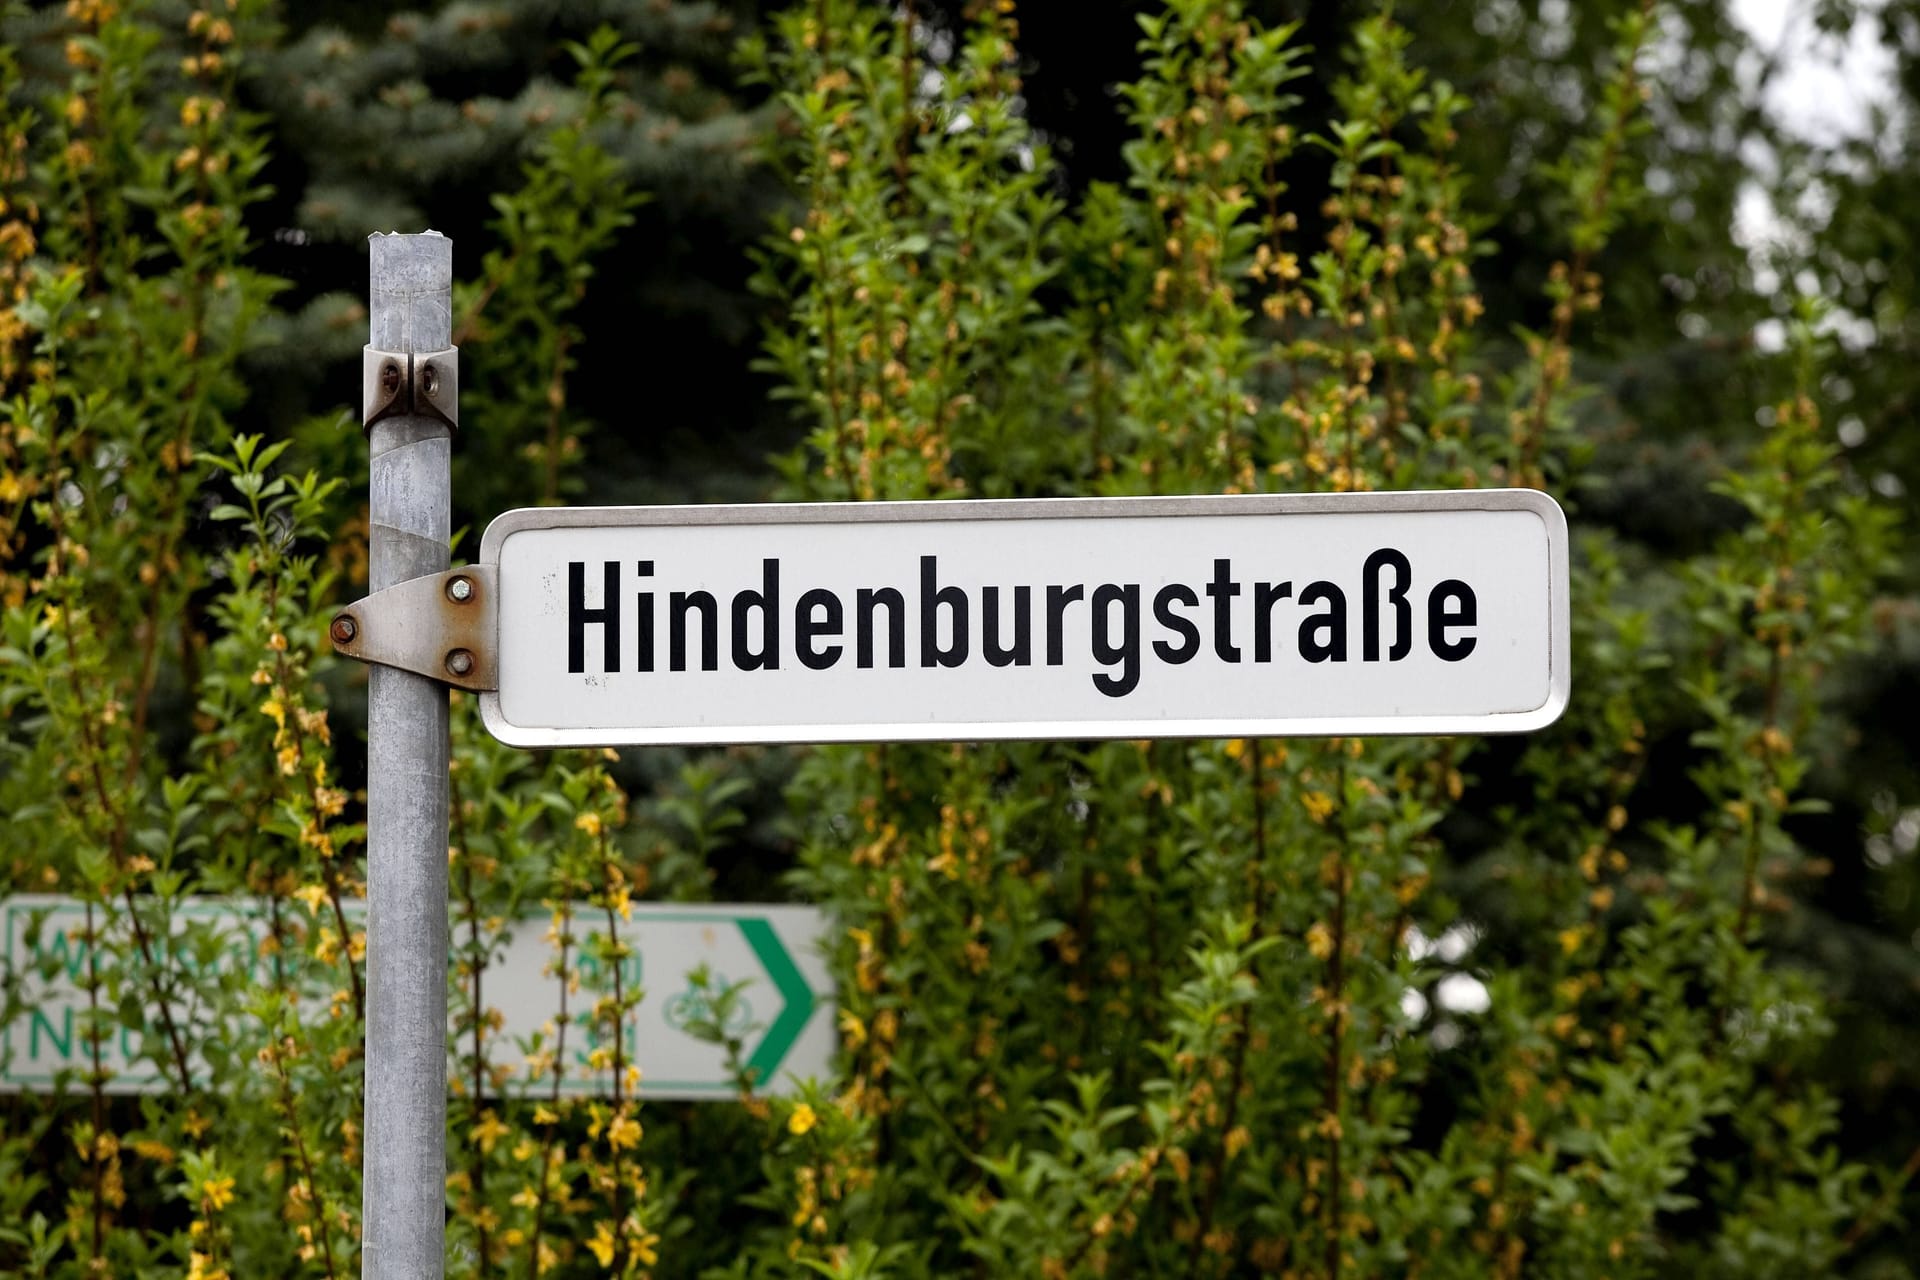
330;565;497;691
362;344;459;432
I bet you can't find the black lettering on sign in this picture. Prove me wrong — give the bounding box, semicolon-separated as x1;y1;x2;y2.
1046;584;1084;666
921;556;969;668
1253;580;1294;662
670;590;717;672
573;542;1496;694
1428;579;1478;661
732;558;780;671
1363;547;1412;662
1206;558;1241;662
636;561;655;672
983;585;1031;668
857;587;905;669
795;588;843;670
1152;584;1201;664
1091;583;1140;697
1298;581;1347;663
568;560;621;674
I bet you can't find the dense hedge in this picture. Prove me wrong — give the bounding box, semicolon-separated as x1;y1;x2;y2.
0;1;1913;1277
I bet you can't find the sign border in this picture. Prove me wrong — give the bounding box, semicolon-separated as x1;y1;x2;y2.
476;489;1571;748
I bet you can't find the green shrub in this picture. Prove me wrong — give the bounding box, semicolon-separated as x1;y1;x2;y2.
0;1;1907;1277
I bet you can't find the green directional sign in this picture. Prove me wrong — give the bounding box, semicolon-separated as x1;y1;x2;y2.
0;896;833;1100
488;904;834;1099
738;918;816;1087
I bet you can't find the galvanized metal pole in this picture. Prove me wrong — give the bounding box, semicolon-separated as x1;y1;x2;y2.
362;230;453;1280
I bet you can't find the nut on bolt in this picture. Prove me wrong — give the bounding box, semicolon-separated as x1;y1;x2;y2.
445;648;475;677
330;615;357;644
446;575;473;603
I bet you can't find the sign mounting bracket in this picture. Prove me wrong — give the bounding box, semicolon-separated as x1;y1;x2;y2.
331;565;499;692
363;344;459;432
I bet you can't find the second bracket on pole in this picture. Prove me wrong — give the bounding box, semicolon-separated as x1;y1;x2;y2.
363;344;460;432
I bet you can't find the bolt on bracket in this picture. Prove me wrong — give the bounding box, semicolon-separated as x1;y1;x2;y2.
363;344;459;432
331;565;497;692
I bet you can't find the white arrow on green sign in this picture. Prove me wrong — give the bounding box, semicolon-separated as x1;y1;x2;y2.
0;896;833;1100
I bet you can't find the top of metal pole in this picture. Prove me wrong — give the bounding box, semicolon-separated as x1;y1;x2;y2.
369;230;453;354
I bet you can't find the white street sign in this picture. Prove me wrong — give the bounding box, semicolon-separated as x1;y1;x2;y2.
0;896;832;1099
479;490;1570;747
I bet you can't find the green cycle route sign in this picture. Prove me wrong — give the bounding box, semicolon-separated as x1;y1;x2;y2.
0;895;831;1100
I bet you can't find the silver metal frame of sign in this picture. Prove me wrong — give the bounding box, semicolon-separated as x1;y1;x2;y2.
476;488;1571;748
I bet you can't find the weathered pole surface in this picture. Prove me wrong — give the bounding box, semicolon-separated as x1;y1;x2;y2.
362;230;453;1280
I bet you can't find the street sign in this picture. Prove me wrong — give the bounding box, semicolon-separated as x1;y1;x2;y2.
0;895;832;1099
484;904;831;1100
477;489;1569;747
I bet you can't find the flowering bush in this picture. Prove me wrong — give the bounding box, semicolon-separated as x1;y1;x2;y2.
0;1;1907;1277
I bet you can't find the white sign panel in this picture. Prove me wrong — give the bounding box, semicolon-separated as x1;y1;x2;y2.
479;490;1570;747
1;896;832;1100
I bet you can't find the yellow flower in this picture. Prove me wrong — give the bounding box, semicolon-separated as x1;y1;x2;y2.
634;1231;660;1266
470;1110;509;1155
606;1114;642;1151
201;1175;235;1211
1305;922;1334;961
587;1221;618;1267
574;811;603;838
293;883;329;915
788;1103;817;1136
1167;1147;1192;1183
